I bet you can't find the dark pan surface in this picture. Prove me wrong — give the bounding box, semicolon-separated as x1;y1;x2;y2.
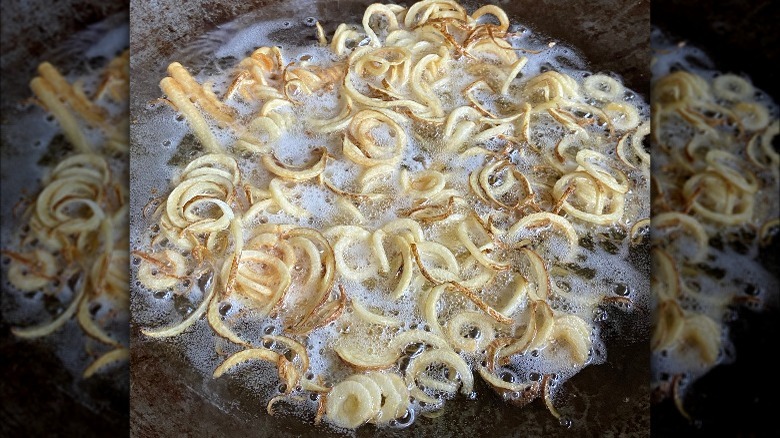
129;1;651;436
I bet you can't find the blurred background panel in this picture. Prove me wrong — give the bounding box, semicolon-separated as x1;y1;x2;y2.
1;0;129;436
650;1;779;436
1;1;124;98
652;0;778;96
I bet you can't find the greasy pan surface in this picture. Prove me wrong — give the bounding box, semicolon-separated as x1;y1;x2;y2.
651;1;780;436
129;1;650;436
0;1;129;435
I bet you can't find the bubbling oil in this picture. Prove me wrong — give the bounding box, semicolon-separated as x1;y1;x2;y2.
131;2;650;431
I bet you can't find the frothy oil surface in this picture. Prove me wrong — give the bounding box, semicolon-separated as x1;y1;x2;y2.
131;3;650;430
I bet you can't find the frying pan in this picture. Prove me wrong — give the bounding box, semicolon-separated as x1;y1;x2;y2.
129;1;651;436
650;1;780;436
1;1;129;435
